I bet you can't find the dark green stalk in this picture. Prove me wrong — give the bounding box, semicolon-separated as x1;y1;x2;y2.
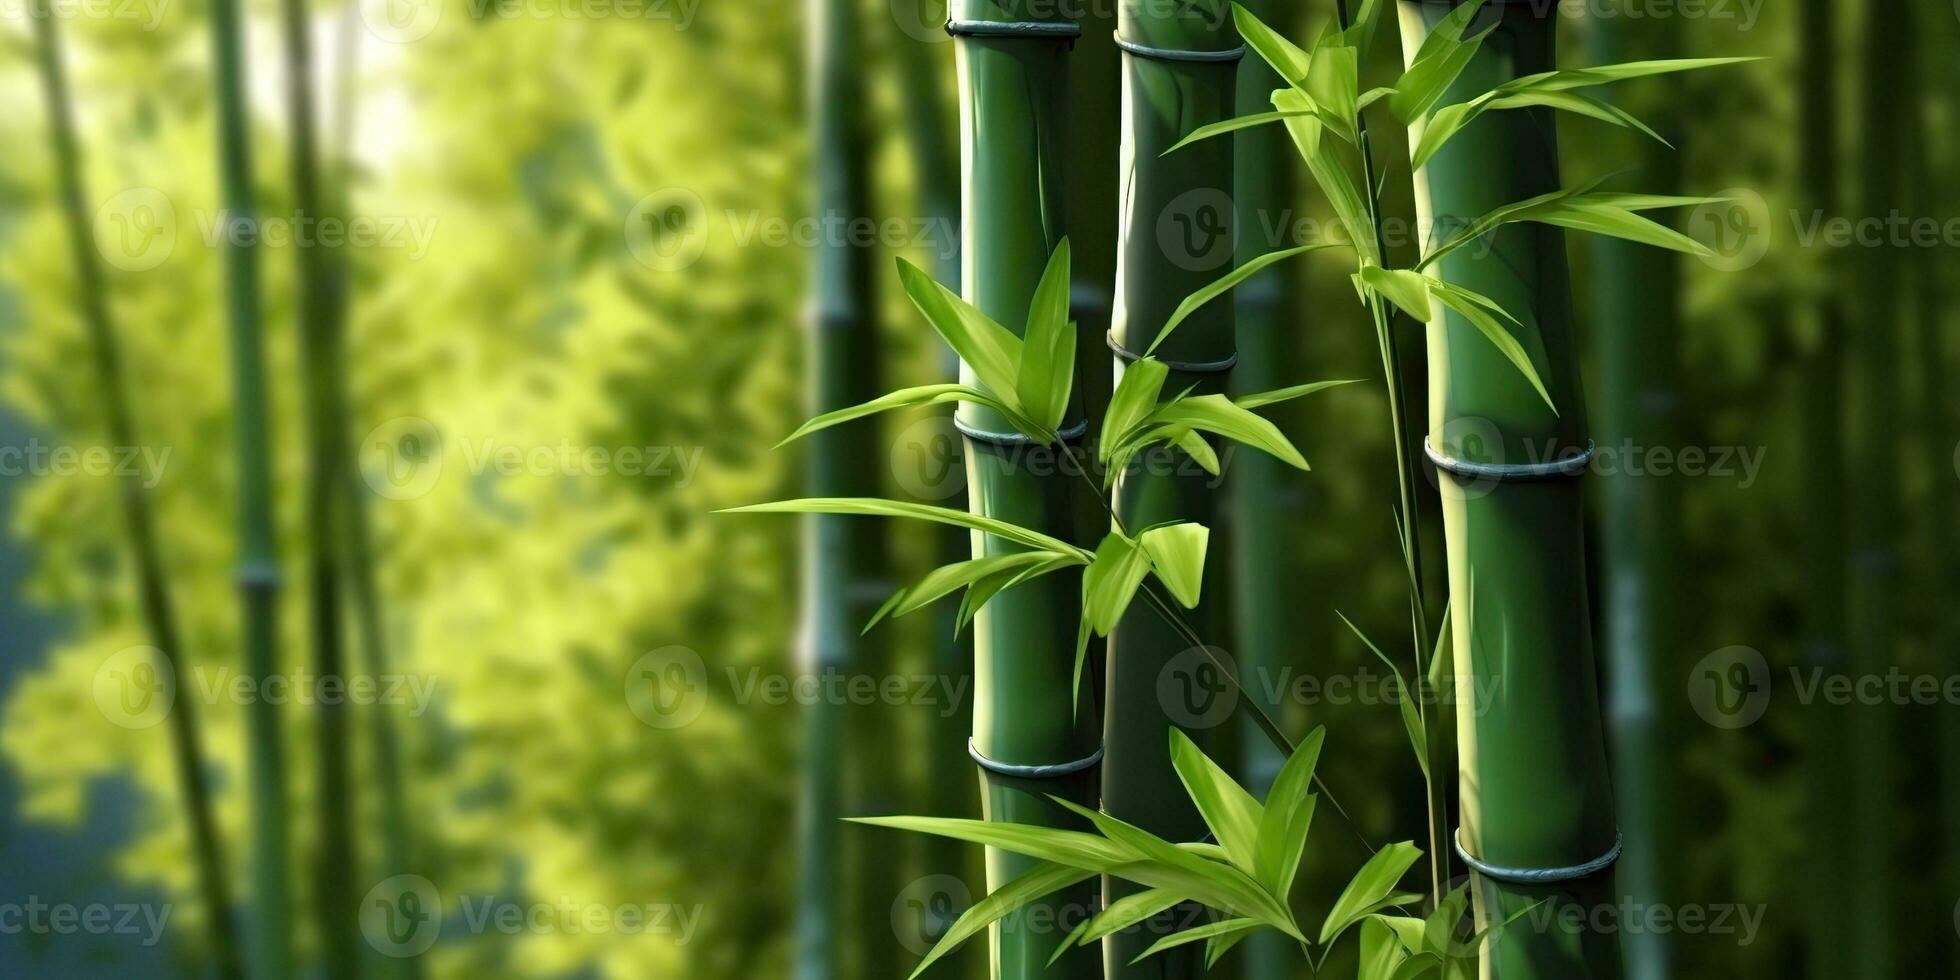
28;9;244;980
278;0;362;972
1398;2;1620;976
950;3;1101;976
1844;0;1908;971
1230;0;1298;974
209;0;293;973
803;0;893;974
1586;12;1680;980
1103;1;1239;976
1064;6;1120;439
1794;0;1852;974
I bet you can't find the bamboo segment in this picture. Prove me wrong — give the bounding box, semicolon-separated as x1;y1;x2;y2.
951;5;1101;977
1585;12;1679;980
29;9;244;980
208;0;293;973
1398;2;1620;977
1104;2;1239;977
800;0;892;973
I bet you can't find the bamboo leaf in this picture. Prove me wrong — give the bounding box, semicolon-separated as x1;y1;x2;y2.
1163;109;1320;156
1254;725;1324;896
897;257;1026;409
959;554;1082;635
1319;841;1423;944
1061;887;1185;959
1497;56;1761;94
1151;244;1334;354
1168;728;1263;872
1131;918;1263;964
1426;603;1453;695
1231;2;1310;85
1170;427;1220;477
1084;532;1153;635
1423;278;1557;415
1389;0;1493;122
1103;357;1171;459
1018;239;1077;433
848;815;1137;871
1354;266;1436;323
1235;378;1363;410
1274;88;1377;263
1150;394;1309;470
1140;523;1210;609
1051;799;1296;930
1488;89;1668;147
907;862;1096;979
1206;927;1254;969
1359;914;1418;980
1419;175;1617;268
1338;612;1428;782
1305;42;1359;144
866;551;1073;634
723;498;1088;558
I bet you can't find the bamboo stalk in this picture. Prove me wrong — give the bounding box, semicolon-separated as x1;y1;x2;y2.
1398;2;1620;975
800;0;893;973
949;4;1102;976
28;8;244;979
1585;11;1681;980
1102;0;1240;975
208;0;294;973
277;0;363;973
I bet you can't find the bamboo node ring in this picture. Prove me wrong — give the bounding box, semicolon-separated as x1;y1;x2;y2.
968;739;1104;779
945;19;1082;39
1112;34;1247;62
1106;332;1239;374
955;416;1089;447
1424;437;1594;482
1453;830;1623;885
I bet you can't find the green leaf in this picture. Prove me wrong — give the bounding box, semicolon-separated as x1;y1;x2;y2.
1359;914;1418;980
1163;109;1321;156
958;555;1080;635
1354;266;1435;323
776;383;1000;448
866;551;1074;634
1150;394;1309;470
1131;919;1263;964
1206;927;1254;969
1083;533;1153;635
722;498;1088;559
1152;244;1335;354
1423;278;1556;415
1408;95;1492;171
1018;239;1076;433
1103;357;1171;460
1139;523;1210;609
1334;0;1382;53
1231;2;1309;85
1235;378;1363;410
1320;842;1423;945
1305;43;1359;144
1059;887;1185;960
1168;728;1263;872
1254;726;1324;896
848;815;1137;871
1050;799;1295;930
908;862;1095;979
897;257;1026;409
1274;88;1377;264
1426;603;1453;695
1169;427;1220;476
1488;89;1668;147
1499;56;1760;93
1338;612;1428;782
1389;0;1494;122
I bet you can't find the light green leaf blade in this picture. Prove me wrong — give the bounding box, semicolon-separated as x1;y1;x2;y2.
723;498;1088;558
1305;43;1359;144
1151;393;1309;470
1170;427;1220;476
1354;265;1436;323
1423;278;1557;415
1231;1;1310;85
1320;841;1423;944
777;383;998;448
1168;728;1263;872
1389;0;1493;121
1104;357;1171;459
1083;532;1153;635
1338;611;1428;781
1152;244;1333;355
1235;378;1363;410
1164;109;1319;156
897;257;1026;409
1131;919;1263;965
849;815;1136;871
1018;239;1076;433
1139;522;1210;609
908;862;1095;979
1254;725;1325;895
867;551;1071;634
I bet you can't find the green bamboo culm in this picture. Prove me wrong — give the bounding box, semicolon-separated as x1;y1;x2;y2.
27;8;245;980
1398;2;1622;977
1585;10;1681;980
278;0;363;972
798;0;892;972
208;0;294;973
1102;0;1240;976
1844;0;1909;971
1228;0;1295;976
949;4;1101;978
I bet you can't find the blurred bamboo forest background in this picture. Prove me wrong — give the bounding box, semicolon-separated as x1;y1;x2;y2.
0;0;1952;976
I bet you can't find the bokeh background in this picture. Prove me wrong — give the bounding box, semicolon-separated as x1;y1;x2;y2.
0;0;1952;976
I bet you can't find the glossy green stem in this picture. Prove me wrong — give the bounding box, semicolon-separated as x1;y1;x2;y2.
209;0;293;973
1399;3;1620;976
953;4;1101;975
